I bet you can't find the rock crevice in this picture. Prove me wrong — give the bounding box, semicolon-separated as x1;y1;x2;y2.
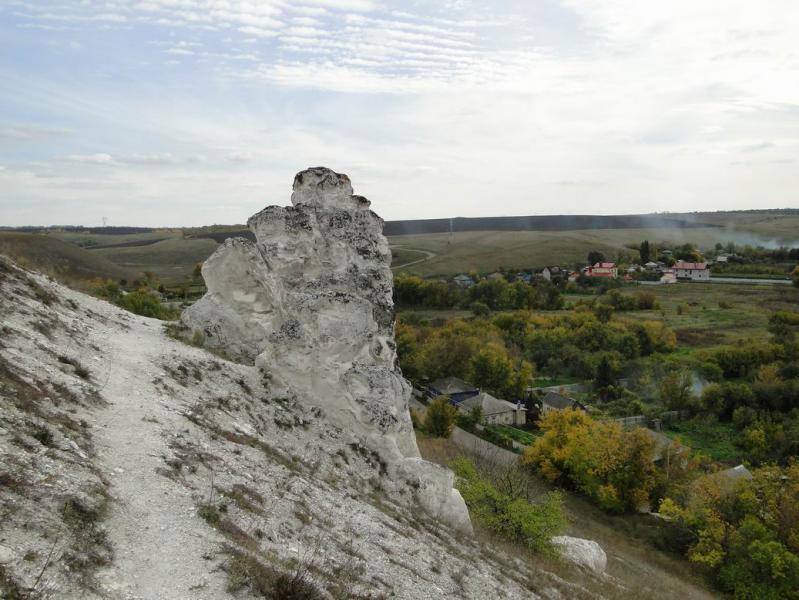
183;167;471;531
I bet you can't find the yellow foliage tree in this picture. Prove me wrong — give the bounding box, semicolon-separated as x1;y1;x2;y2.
521;408;656;513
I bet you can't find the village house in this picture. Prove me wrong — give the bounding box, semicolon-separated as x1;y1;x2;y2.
518;272;533;284
485;272;505;281
660;269;677;284
540;391;586;415
452;274;474;288
674;261;710;281
688;464;752;500
541;266;564;281
714;464;753;492
458;391;526;426
644;261;660;271
428;376;479;404
641;428;688;464
586;262;618;278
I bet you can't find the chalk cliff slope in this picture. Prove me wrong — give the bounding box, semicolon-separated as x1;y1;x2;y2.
0;172;631;599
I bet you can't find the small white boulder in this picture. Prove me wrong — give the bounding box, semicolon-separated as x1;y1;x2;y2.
552;535;607;574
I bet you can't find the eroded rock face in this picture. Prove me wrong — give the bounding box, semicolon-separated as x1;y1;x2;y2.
183;167;471;532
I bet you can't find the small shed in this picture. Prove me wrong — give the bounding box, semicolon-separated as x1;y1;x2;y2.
428;377;479;404
540;391;585;415
641;428;687;463
452;274;474;288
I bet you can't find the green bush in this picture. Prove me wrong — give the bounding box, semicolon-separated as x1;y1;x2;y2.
424;395;458;438
117;290;179;320
92;279;179;320
450;456;565;554
91;279;123;303
470;301;490;317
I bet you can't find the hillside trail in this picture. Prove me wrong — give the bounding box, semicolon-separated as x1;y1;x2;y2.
389;245;436;270
81;307;227;600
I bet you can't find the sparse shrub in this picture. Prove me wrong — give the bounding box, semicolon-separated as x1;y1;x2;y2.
27;279;57;306
410;408;422;430
58;355;91;379
31;424;55;447
718;301;734;309
91;279;123;303
191;329;205;347
117;289;178;320
450;455;565;554
423;395;457;438
31;319;53;338
61;492;113;578
224;547;323;599
197;502;222;526
0;565;25;599
635;291;658;310
92;279;178;320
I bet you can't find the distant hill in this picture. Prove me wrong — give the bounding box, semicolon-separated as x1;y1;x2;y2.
383;214;718;236
2;209;795;285
0;232;134;284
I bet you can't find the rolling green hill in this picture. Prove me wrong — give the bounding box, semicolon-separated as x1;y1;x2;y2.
0;232;134;284
90;237;218;286
387;227;727;276
3;209;796;285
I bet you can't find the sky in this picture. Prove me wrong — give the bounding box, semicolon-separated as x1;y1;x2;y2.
0;0;798;226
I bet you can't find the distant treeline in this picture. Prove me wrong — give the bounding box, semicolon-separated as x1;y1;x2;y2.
383;214;720;236
4;226;155;235
190;230;255;243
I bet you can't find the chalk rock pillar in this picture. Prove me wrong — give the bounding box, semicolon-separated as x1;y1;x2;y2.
183;167;471;532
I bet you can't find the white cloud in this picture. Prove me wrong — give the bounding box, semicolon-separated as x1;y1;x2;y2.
0;124;72;141
2;0;799;226
60;153;179;166
62;153;115;165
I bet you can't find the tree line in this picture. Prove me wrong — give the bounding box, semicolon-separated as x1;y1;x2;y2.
394;274;564;312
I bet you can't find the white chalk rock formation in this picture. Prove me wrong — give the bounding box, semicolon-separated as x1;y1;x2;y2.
183;167;471;532
552;536;607;574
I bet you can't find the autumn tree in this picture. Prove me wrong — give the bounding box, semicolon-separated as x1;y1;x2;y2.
660;461;799;598
521;409;657;513
469;343;512;392
659;370;696;411
424;395;458;438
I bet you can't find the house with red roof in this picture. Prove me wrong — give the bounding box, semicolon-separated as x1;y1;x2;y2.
586;262;618;278
674;261;709;281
